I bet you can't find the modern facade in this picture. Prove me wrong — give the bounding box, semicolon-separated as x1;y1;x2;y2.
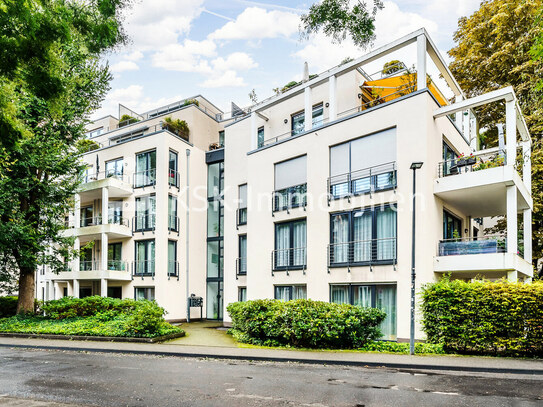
37;28;533;340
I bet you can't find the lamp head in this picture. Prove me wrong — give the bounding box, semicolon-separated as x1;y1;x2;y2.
410;162;423;170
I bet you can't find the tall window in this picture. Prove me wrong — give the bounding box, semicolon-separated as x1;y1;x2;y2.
80;206;94;227
257;126;264;148
275;285;307;301
168;150;178;187
135;287;155;301
329;129;396;198
291;104;323;136
135;150;156;187
330;284;397;340
274;156;307;212
108;201;123;225
442;142;458;176
274;219;306;270
135;240;155;276
238;287;247;302
135;195;156;231
105;158;123;178
443;210;461;239
168;240;177;277
311;103;324;128
329;206;397;266
108;243;123;271
238;235;247;275
168;195;178;231
219;130;225;147
237;184;247;226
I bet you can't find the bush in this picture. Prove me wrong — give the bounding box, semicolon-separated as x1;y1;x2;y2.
183;99;199;107
227;299;385;349
0;296;18;318
420;279;543;357
42;296;138;319
358;341;445;354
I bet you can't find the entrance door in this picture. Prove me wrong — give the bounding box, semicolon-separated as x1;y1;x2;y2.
206;281;223;320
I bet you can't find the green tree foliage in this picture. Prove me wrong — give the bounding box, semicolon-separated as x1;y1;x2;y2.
0;0;131;313
300;0;383;48
448;0;543;269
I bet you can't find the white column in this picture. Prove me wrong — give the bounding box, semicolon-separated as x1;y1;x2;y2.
45;282;50;301
506;100;517;167
455;95;463;127
54;282;60;299
100;232;108;271
304;86;312;132
507;270;518;282
523;209;532;264
250;112;257;150
328;75;337;121
73;279;80;298
101;278;108;297
416;35;427;91
506;185;518;255
523;140;531;191
101;187;109;225
74;193;81;228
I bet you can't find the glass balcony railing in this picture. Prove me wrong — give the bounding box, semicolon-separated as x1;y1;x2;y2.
438;236;507;256
438;151;506;178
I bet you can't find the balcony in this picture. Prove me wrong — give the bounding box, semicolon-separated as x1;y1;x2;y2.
328;162;396;201
272;183;307;213
271;247;306;275
78;171;132;199
438;235;507;256
51;260;131;281
133;260;155;278
236;257;247;278
133;214;156;233
63;216;132;241
327;238;397;271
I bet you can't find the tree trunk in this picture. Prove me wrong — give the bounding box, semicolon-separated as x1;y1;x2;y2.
17;267;35;314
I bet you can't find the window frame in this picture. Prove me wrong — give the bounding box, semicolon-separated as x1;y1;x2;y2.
237;234;247;276
168;240;178;277
273;218;307;271
168;194;178;232
134;149;157;188
134;239;155;276
238;287;247;302
134;194;156;232
274;284;307;301
134;287;155;301
443;209;462;240
168;150;179;187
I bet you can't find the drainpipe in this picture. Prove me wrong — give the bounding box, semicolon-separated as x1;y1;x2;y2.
185;149;191;322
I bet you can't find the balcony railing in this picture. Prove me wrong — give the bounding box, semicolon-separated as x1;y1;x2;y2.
78;260;129;272
168;260;179;278
77;216;129;228
236;207;247;227
271;247;306;273
236;257;247;277
328;162;396;200
437;151;506;178
79;261;98;271
108;260;128;272
168;215;179;232
133;168;156;188
438;235;507;256
133;260;155;277
327;238;397;270
133;214;156;233
168;169;180;188
261;117;330;147
82;170;130;185
272;183;307;213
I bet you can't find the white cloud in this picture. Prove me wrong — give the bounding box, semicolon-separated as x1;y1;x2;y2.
209;7;299;40
108;85;144;105
200;70;246;88
110;60;139;73
124;51;144;61
151;39;216;72
211;52;257;71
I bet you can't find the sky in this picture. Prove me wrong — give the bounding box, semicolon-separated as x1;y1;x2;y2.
93;0;482;120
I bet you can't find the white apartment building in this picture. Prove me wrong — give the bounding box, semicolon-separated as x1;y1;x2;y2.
37;28;533;341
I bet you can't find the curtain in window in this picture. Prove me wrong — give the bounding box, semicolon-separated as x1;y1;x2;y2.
331;214;349;263
168;241;176;275
275;286;291;301
352;286;372;307
275;224;290;267
375;285;396;340
293;285;307;300
136;288;146;301
239;236;247;273
135;242;146;274
330;285;349;304
148;241;155;274
149;196;156;229
292;221;306;266
353;211;372;262
108;201;122;224
168;196;177;230
377;207;396;260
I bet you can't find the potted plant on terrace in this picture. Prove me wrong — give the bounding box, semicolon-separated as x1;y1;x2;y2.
456;153;476;167
163;117;190;141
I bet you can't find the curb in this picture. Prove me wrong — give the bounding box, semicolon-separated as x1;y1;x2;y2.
0;331;185;343
0;342;541;376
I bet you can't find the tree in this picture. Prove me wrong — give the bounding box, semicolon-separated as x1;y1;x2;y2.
300;0;384;48
448;0;543;270
0;0;131;313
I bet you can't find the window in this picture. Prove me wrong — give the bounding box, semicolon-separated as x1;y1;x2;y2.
442;142;458;176
107;242;123;271
206;281;223;320
329;129;396;198
329;206;397;266
207;162;222;198
257;126;264;148
168;150;178;187
274;156;307;212
291;104;323;136
134;240;155;276
237;235;247;275
219;130;225;147
443;210;462;240
86;127;103;138
80;206;94;227
274;219;306;270
237;184;247;226
108;200;123;225
107;287;122;299
330;284;396;340
134;150;156;187
105;158;123;178
207;240;223;278
135;287;155;301
238;287;247;302
312;103;324;128
168;240;177;277
80;247;93;271
274;285;307;301
168;195;178;231
135;195;156;231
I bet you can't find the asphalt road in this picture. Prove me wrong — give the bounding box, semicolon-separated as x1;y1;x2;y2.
0;347;542;407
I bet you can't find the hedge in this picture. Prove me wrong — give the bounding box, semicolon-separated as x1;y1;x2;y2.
0;296;18;318
227;299;385;349
420;279;543;357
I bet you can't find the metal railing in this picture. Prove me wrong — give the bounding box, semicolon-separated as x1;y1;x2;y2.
236;207;247;227
271;247;306;273
133;214;156;232
438;235;507;256
79;216;102;227
261;117;329;147
328;162;396;200
108;260;128;272
272;183;307;213
133;260;155;277
133;168;156;188
79;261;98;271
168;260;179;278
168;169;180;188
82;170;130;184
109;123;165;146
327;238;397;270
168;215;179;232
437;150;506;178
236;257;247;277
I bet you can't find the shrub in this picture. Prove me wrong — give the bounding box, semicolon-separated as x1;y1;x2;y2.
358;341;445;354
42;296;137;319
119;114;139;127
183;99;199;107
0;296;18;318
420;279;543;357
76;139;100;153
163;116;189;141
123;300;168;337
227;299;385;349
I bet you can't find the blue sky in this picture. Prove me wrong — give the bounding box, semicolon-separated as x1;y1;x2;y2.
95;0;482;119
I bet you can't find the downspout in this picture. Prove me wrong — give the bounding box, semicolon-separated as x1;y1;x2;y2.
185;149;191;322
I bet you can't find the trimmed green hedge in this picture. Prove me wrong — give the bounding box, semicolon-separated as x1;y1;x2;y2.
421;279;543;357
227;299;385;349
0;296;183;338
0;296;18;318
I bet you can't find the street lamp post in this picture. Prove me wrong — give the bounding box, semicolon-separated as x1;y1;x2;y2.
410;161;423;355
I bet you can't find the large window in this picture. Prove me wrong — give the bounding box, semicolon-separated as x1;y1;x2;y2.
108;200;123;225
206;281;223;320
168;195;178;232
291;103;323;136
105;158;123;178
238;287;247;302
135;195;156;231
330;206;397;266
135;150;156;188
207;240;223;278
135;287;155;301
107;242;123;271
168;150;178;187
443;210;462;239
134;240;155;276
274;219;306;270
442;142;458;176
257;126;264;148
274;156;307;212
168;240;177;277
237;184;247;226
329;129;396;198
237;235;247;276
80;206;94;227
274;285;307;301
330;284;397;340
